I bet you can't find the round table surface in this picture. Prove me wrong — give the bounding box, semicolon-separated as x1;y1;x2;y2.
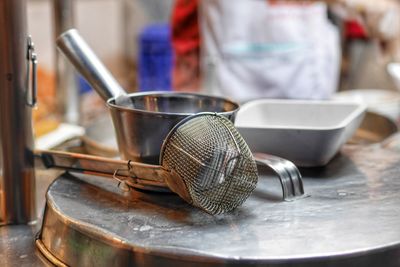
38;145;400;266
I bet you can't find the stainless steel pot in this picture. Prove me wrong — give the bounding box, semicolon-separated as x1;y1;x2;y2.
107;92;238;164
57;29;239;164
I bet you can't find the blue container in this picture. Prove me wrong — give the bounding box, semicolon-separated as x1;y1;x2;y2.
138;23;173;91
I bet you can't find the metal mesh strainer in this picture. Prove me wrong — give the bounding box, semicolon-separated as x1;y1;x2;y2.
160;113;258;214
37;113;258;215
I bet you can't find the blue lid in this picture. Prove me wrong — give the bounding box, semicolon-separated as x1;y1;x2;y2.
138;23;173;91
139;23;172;54
140;23;170;43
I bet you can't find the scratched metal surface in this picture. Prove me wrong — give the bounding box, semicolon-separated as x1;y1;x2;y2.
34;145;400;266
0;169;60;267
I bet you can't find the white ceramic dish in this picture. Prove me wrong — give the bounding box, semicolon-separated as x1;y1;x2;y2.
235;99;366;167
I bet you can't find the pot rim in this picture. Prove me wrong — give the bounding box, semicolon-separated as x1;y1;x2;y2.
106;91;239;117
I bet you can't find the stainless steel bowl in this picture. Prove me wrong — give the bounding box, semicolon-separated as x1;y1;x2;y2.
107;91;239;164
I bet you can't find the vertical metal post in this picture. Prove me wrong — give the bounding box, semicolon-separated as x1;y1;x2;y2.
54;0;80;124
0;0;36;224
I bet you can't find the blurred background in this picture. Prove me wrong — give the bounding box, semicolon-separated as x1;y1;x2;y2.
29;0;400;138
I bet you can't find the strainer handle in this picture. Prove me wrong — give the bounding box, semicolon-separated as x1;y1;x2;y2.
35;150;168;188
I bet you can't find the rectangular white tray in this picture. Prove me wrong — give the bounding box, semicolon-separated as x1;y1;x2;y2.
235;99;366;166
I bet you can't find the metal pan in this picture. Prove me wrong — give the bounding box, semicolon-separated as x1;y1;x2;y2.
107;91;238;164
57;29;239;165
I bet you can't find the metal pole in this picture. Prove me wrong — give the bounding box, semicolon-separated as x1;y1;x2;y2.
54;0;80;124
0;0;36;224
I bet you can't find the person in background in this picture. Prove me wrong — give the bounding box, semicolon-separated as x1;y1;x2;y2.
171;0;400;103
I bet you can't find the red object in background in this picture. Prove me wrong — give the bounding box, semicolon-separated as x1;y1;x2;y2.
345;20;367;39
171;0;201;91
172;0;200;54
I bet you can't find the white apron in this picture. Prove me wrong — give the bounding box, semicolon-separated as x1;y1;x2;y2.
200;0;341;102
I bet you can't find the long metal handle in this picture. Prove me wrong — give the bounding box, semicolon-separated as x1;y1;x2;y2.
35;150;167;188
56;29;126;101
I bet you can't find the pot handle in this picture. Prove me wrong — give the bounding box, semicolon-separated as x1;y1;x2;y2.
253;153;306;201
56;29;126;102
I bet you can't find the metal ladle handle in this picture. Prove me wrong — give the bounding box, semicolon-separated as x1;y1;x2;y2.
56;29;126;102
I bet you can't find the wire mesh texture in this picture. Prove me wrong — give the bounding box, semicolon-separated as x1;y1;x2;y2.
161;113;258;214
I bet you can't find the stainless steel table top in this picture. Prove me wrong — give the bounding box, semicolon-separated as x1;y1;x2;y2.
35;145;400;266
